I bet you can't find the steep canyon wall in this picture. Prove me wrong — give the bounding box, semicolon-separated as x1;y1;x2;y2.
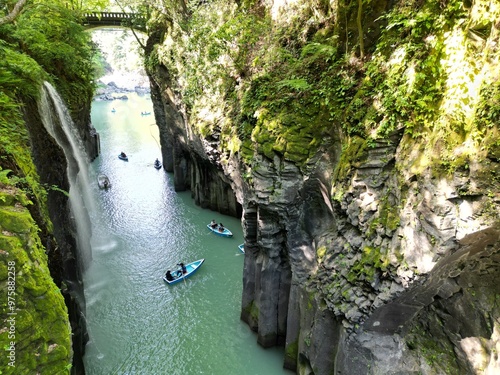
144;0;500;373
1;5;100;374
25;90;95;374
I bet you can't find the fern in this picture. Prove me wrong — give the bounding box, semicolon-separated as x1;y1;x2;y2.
277;78;311;92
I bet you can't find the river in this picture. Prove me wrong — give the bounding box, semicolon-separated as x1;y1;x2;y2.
83;93;291;374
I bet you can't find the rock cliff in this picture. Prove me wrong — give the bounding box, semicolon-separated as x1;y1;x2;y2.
144;0;500;373
0;6;97;373
0;182;72;374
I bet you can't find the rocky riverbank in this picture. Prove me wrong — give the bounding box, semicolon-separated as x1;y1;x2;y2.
93;73;150;101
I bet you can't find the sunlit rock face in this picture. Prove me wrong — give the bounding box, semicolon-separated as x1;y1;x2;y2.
147;57;500;372
147;50;242;217
143;1;500;373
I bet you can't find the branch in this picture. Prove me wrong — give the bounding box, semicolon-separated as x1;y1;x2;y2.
0;0;27;25
357;0;364;58
129;25;146;50
113;0;146;50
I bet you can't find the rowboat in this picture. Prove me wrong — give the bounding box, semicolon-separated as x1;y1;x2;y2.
118;153;128;161
207;224;233;238
238;244;245;253
163;259;205;285
154;160;162;169
97;174;110;189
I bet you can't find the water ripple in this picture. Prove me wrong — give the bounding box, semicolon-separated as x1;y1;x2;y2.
84;93;289;375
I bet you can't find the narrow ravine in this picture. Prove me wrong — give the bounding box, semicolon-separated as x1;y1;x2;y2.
82;93;291;374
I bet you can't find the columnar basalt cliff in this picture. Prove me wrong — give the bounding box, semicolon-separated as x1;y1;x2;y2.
0;90;92;374
25;94;93;375
144;0;500;373
147;32;242;217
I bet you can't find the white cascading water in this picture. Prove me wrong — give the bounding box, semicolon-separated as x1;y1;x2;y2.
38;81;95;268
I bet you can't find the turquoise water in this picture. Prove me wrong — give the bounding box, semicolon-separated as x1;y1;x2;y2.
83;94;290;374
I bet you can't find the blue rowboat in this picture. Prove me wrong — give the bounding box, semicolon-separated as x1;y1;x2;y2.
207;224;233;238
163;259;205;285
238;244;245;253
118;153;128;161
154;160;162;169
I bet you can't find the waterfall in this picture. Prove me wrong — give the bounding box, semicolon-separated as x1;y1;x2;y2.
38;81;95;269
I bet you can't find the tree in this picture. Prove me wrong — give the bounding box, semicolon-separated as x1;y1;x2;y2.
357;0;364;58
0;0;27;25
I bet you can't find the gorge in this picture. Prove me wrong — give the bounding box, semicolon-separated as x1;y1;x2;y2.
1;0;500;374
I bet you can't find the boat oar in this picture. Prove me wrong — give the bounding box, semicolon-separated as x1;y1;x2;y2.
177;264;187;285
177;268;186;285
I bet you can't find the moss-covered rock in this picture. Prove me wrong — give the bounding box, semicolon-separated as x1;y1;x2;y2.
144;0;500;373
0;184;71;375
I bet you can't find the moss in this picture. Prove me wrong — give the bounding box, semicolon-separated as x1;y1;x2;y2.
307;290;316;311
0;192;17;206
260;141;275;160
347;246;390;283
242;300;260;323
406;324;459;373
332;136;368;183
272;136;287;154
316;246;327;263
285;339;299;363
366;195;401;237
240;140;255;162
0;186;71;374
0;206;35;234
226;134;242;154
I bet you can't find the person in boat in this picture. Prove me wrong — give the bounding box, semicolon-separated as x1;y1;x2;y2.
155;158;160;165
103;180;109;188
165;270;175;281
120;151;127;158
218;223;224;232
177;262;187;275
210;219;217;229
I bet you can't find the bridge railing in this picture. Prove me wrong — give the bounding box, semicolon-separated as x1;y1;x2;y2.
83;12;146;29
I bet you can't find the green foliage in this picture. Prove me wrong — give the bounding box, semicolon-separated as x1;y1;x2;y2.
162;1;268;107
277;78;311;92
0;41;46;99
0;52;49;223
475;83;500;134
0;0;82;239
237;38;353;165
152;0;499;191
0;169;12;184
65;0;110;11
344;1;453;139
3;0;97;111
